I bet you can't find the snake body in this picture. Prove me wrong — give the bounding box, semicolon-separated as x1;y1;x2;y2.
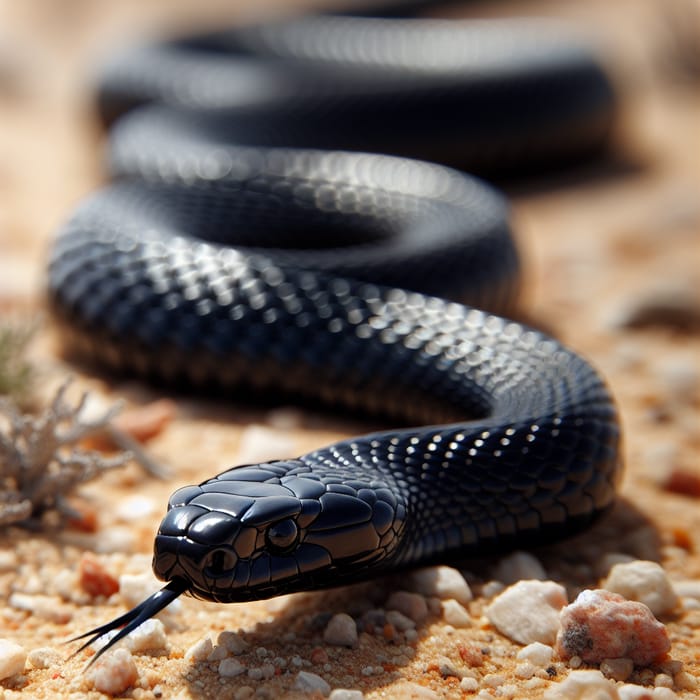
51;12;622;657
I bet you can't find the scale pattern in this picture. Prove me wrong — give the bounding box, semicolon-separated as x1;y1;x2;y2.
49;16;621;604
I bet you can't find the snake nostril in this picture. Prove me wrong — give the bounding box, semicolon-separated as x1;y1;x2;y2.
204;548;237;578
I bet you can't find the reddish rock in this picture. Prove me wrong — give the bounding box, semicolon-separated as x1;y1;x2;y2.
556;589;671;666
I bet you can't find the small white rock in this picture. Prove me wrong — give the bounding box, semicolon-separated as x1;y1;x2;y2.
119;573;182;625
123;618;167;653
217;630;250;655
115;495;156;522
441;599;471;628
390;681;440;698
386;591;429;624
603;561;679;617
409;566;473;605
492;551;547;584
329;690;364;700
26;647;61;670
294;670;331;697
543;670;619;700
460;677;479;691
236;424;295;464
485;580;567;645
323;613;358;647
386;610;416;631
185;636;213;663
516;641;554;667
86;647;138;695
0;639;27;680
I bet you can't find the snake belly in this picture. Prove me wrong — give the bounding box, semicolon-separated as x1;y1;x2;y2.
50;12;621;644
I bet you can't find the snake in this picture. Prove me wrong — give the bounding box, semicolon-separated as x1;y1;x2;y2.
47;9;622;663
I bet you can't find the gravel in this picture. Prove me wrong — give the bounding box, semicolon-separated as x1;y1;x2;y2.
85;647;138;695
441;598;471;627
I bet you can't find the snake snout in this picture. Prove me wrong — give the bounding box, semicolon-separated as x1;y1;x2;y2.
203;547;238;579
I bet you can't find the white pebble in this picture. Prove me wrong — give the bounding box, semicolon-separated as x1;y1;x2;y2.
26;647;61;670
485;580;567;645
236;424;295;464
0;639;27;680
514;661;536;679
86;647;138;695
390;681;440;698
409;566;473;605
294;670;331;697
671;579;700;600
119;573;182;625
0;551;18;572
207;644;228;662
329;690;364;700
441;599;471;628
323;613;358;647
218;630;250;655
492;551;547;584
603;561;679;616
123;618;167;653
516;641;554;667
185;637;213;663
460;677;479;691
218;659;245;678
94;526;138;554
115;495;156;522
8;593;71;623
543;670;619;700
386;591;429;623
386;610;416;631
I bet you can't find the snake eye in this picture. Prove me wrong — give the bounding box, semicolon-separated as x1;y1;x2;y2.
265;518;299;555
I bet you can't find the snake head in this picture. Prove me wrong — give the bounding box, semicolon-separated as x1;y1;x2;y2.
153;460;406;602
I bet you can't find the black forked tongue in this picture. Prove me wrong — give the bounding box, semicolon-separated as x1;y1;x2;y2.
67;578;188;669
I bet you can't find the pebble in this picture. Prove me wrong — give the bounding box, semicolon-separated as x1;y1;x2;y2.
121;618;167;654
516;641;554;667
556;589;671;665
543;670;618;699
8;592;72;623
618;688;679;700
93;526;138;554
119;573;182;624
386;591;429;624
236;425;296;464
460;677;479;692
85;647;138;695
185;637;213;663
386;610;416;631
492;551;547;584
0;639;27;680
329;690;364;700
294;670;331;697
389;681;440;698
603;560;679;616
441;599;471;628
485;580;567;645
323;613;358;647
600;657;634;682
78;553;120;598
408;566;473;604
26;647;61;670
218;630;250;655
115;495;157;522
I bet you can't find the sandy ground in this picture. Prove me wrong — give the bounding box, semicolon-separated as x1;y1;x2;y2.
0;0;699;698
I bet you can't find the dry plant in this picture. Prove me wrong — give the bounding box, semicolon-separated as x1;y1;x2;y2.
0;380;130;526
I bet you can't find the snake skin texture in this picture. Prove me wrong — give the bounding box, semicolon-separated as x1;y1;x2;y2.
53;12;622;657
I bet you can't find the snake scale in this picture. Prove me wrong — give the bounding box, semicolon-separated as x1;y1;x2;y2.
47;9;622;660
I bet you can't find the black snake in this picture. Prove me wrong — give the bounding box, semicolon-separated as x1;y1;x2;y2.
48;9;622;662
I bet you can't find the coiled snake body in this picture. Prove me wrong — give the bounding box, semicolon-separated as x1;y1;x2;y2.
49;12;622;657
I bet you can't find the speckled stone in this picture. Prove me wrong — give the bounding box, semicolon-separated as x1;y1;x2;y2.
556;589;671;666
